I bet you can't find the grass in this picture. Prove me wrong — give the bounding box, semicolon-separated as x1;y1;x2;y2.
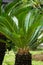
3;50;43;65
3;51;15;65
32;61;43;65
30;50;43;55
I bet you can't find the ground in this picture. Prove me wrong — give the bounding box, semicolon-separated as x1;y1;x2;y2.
3;50;43;65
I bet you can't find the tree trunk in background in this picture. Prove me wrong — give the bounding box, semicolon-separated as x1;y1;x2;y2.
15;48;32;65
0;33;6;65
0;43;6;65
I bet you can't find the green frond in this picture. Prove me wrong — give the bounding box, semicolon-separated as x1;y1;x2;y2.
29;26;42;49
0;3;1;15
4;0;22;14
26;10;43;44
0;39;9;44
0;0;43;49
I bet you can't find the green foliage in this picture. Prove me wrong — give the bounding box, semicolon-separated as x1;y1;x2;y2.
0;0;43;51
29;26;42;50
0;0;2;15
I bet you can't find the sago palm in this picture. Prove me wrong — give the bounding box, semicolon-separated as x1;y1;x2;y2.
0;0;7;65
0;0;43;65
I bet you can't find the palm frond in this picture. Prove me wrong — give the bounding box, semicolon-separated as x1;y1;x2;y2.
0;3;1;15
4;0;22;14
29;26;42;49
26;10;43;44
0;0;43;49
0;38;9;44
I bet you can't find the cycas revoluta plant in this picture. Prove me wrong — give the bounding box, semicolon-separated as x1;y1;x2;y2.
0;0;13;65
0;0;7;65
0;0;43;65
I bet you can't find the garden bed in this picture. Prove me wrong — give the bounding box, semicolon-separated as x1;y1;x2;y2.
3;50;43;65
32;53;43;61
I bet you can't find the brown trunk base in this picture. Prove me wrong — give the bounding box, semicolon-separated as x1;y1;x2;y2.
15;52;32;65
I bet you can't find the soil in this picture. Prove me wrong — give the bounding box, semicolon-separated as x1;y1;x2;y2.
32;53;43;61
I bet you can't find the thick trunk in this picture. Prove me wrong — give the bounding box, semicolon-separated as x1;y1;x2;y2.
0;33;6;65
0;43;6;65
15;48;32;65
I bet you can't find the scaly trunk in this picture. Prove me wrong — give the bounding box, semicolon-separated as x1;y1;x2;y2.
0;43;6;65
0;33;6;65
15;48;32;65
